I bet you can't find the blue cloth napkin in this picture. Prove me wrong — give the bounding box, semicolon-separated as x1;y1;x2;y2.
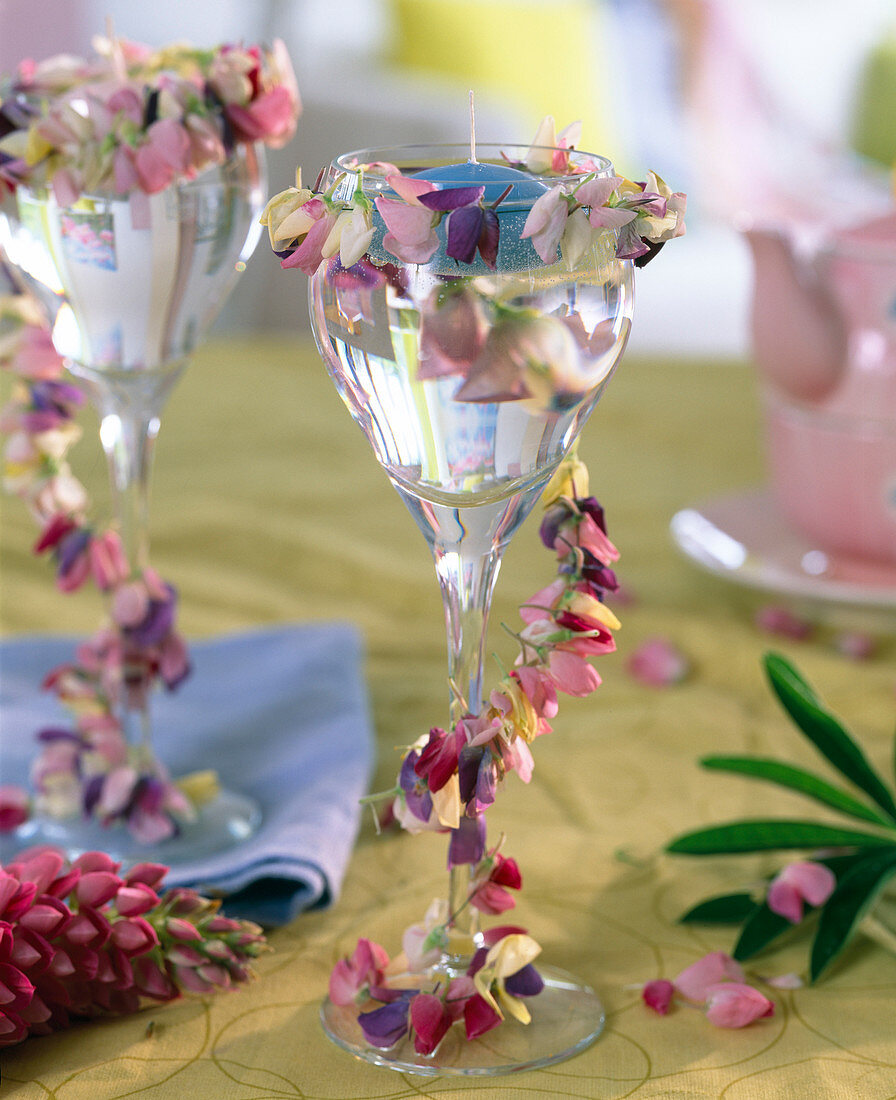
0;624;374;926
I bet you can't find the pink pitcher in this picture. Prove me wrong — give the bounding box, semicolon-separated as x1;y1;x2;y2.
744;214;896;567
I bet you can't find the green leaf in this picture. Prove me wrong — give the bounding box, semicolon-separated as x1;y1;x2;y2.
764;653;896;823
733;902;796;961
810;847;896;981
679;892;758;924
700;755;894;828
666;819;894;855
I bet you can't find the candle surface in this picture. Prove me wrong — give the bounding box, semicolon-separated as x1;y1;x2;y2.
411;159;548;205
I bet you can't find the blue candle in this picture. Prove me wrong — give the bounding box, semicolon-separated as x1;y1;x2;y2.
405;159;548;273
411;159;548;205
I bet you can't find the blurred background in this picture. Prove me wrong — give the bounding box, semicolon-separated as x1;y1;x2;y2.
1;0;894;356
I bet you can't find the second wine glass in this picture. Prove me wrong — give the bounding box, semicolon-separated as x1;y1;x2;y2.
1;143;267;862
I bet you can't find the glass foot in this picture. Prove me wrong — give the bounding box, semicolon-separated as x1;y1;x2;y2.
320;965;605;1076
2;789;262;868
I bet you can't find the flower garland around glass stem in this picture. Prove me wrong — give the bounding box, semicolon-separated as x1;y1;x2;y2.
328;450;622;1054
0;34;301;842
0;294;214;842
0;35;299;213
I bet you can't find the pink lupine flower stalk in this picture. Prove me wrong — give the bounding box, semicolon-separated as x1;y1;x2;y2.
0;849;267;1047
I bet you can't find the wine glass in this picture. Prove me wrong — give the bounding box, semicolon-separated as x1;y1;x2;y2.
307;143;635;1073
0;143;267;863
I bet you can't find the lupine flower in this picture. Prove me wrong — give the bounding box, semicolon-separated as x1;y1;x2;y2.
322;205;375;270
0;849;267;1047
358;992;415;1048
457;743;499;813
397;749;433;824
409;990;453;1054
642;950;775;1029
488;676;542;744
259;178;314;248
439;193;499;268
627;637;690;687
523;117;583;175
673;951;746;1000
704;983;775;1028
457;312;590;410
375;194;439;264
766;860;836;924
521;185;572;264
447;812;487;867
469;932;543;1025
401;898;449;971
278;199;341;275
642;978;675;1014
0;787;30;832
755;604;814;640
328;937;390;1006
414;726;466;793
468;851;522;915
417;286;490;381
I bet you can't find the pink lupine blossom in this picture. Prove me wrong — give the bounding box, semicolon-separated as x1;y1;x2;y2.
627;637;690;687
755;604;814;640
375;195;439;264
766;861;836;924
642;951;775;1029
704;982;775;1028
0;787;30;832
642;978;674;1014
521;185;571;263
673;951;746;1000
417;286;490;380
468;853;522;915
328;938;390;1006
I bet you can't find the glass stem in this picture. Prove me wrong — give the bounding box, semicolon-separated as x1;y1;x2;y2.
395;484;546;972
99;406;158;574
76;363;184;753
433;525;504;961
100;405;159;754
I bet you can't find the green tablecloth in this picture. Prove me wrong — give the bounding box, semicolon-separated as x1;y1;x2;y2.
2;338;895;1098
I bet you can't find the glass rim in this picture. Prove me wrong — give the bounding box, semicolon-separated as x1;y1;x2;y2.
331;142;615;194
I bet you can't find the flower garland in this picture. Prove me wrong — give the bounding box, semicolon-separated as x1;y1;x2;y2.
261;118;685;277
0;294;203;840
0;846;268;1047
327;450;622;1053
0;35;299;214
0;35;301;841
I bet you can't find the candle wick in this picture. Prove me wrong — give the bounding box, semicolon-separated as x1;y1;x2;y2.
469;89;478;164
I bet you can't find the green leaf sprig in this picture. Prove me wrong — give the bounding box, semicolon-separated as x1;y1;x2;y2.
667;653;896;982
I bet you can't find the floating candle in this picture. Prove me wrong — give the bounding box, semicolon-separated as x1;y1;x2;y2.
410;159;548;206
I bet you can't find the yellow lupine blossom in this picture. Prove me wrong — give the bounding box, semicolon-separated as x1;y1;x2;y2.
473;933;542;1024
542;451;589;506
565;589;621;631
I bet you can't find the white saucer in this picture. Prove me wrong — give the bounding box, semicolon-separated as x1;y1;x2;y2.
670;487;896;630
